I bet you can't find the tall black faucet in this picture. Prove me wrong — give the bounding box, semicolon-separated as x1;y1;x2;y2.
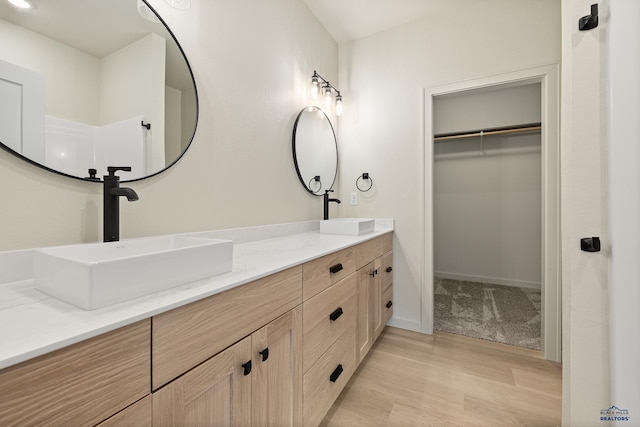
103;166;139;242
323;190;341;220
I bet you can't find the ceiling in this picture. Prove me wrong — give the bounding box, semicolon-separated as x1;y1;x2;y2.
302;0;469;44
0;0;192;89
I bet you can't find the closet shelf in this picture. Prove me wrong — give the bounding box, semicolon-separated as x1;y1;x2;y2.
433;122;542;142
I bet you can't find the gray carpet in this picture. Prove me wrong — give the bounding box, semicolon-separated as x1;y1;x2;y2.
434;277;541;350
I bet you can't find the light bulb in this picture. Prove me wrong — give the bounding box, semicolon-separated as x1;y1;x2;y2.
310;77;319;98
324;85;332;108
8;0;32;9
335;95;343;116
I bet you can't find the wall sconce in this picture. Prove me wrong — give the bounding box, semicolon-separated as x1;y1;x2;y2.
310;70;343;116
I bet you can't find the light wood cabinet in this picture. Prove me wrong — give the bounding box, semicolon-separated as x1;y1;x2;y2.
153;336;253;426
152;266;302;389
380;251;394;328
373;251;394;341
97;396;152;427
356;235;393;364
303;246;356;300
382;284;393;326
0;320;150;427
301;233;392;426
0;231;392;427
302;263;359;427
356;259;377;362
303;273;357;372
252;306;303;427
303;326;357;427
153;307;303;427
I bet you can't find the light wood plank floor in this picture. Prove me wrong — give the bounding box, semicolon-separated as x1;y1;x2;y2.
321;327;561;427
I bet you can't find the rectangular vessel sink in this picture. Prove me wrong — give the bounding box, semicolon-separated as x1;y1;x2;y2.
33;236;233;310
320;218;375;236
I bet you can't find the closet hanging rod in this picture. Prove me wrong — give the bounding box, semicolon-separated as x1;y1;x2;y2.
433;122;542;142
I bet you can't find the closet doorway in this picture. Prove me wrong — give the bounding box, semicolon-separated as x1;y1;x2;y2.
422;65;560;362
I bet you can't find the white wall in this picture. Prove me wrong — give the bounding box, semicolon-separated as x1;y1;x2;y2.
606;0;640;421
0;0;337;251
561;1;611;425
180;87;197;152
434;132;542;288
337;0;560;332
165;85;182;164
433;85;542;288
0;18;100;125
433;84;541;134
100;33;166;173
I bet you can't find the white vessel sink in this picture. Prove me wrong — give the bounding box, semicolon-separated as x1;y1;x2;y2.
320;218;375;236
33;236;233;310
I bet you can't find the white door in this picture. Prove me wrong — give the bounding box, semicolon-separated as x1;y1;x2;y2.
0;59;45;163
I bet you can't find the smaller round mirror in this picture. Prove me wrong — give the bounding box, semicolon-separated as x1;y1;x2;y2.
292;106;338;195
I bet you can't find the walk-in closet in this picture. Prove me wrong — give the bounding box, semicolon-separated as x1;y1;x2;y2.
432;83;542;350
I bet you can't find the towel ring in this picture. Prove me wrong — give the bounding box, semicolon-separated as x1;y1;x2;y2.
308;176;322;194
356;173;373;192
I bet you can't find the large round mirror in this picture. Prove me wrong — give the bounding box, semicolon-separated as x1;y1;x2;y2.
292;106;338;195
0;0;197;182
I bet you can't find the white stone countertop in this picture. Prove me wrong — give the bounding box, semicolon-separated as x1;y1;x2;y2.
0;219;393;370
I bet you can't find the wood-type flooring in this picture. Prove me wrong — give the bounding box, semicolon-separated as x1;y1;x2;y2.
321;327;561;427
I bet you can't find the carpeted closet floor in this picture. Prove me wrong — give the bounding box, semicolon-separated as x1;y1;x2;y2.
434;277;542;350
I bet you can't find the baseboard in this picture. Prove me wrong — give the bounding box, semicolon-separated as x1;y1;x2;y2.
434;271;541;289
387;316;422;333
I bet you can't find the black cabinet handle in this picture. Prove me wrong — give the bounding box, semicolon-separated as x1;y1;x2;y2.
242;360;252;376
386;301;393;308
369;269;378;277
329;263;344;274
259;347;269;362
329;307;343;321
386;266;393;273
329;364;344;383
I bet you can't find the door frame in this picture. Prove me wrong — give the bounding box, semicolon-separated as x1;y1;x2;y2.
421;64;561;362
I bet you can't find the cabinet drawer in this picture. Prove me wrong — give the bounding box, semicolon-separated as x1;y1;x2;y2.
152;266;302;389
303;326;356;427
380;251;393;289
303;273;356;372
355;236;385;270
383;285;393;326
0;320;150;427
303;246;356;300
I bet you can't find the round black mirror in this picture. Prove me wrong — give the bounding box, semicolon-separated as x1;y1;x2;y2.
292;106;338;195
0;0;198;182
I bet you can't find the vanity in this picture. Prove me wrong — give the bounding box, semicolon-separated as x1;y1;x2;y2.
0;220;394;426
0;1;386;424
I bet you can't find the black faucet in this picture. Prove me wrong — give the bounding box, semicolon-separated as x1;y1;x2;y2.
103;166;139;242
323;190;341;220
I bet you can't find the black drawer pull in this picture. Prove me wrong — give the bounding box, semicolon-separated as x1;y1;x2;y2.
329;263;344;274
329;307;344;321
242;360;252;376
329;364;344;383
386;266;393;273
386;301;393;308
259;347;269;362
